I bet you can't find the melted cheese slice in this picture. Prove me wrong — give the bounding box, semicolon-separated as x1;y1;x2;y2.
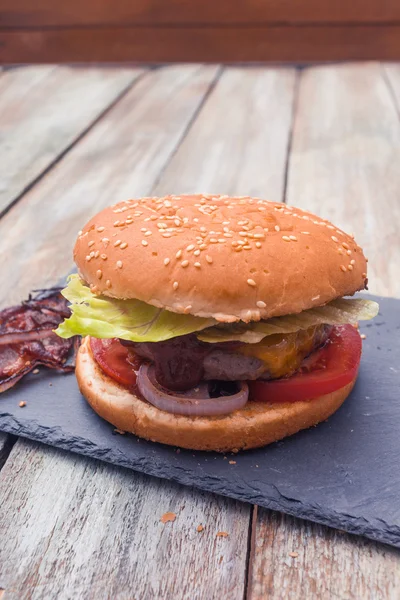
238;325;326;379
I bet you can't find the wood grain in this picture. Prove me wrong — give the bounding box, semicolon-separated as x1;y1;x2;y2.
0;64;220;308
384;63;400;114
2;0;400;26
248;511;400;600
2;25;400;64
0;440;250;599
154;66;297;198
0;433;11;471
286;62;400;298
0;65;142;216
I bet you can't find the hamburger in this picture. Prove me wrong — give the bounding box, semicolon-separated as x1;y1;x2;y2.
56;195;378;452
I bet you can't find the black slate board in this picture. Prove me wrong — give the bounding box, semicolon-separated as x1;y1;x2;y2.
1;294;399;547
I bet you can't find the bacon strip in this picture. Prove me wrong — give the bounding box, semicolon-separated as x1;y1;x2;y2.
0;289;78;393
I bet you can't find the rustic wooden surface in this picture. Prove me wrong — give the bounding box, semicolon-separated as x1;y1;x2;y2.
3;0;400;26
3;26;400;64
0;62;399;599
0;65;141;217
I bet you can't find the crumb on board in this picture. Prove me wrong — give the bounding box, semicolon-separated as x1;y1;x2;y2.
113;428;126;435
197;525;204;532
176;448;181;454
288;551;299;558
32;368;39;374
49;383;52;387
19;401;26;408
216;531;229;538
360;334;367;339
223;456;227;460
160;512;176;524
229;460;236;465
219;556;224;564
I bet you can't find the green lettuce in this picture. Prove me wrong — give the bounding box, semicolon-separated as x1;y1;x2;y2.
197;298;379;344
56;275;379;345
55;274;216;342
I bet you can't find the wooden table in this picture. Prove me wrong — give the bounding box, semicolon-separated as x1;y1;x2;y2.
0;63;400;600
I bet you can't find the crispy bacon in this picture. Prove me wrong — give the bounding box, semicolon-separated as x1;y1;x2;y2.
0;288;78;393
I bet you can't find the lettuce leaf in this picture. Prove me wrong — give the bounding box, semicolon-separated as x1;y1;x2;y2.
55;274;216;342
197;298;379;344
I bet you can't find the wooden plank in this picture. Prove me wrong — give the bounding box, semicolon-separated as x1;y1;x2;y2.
2;0;400;26
286;61;400;298
0;64;220;309
0;65;142;216
2;25;400;64
0;440;250;599
248;62;400;599
154;66;297;198
248;511;400;600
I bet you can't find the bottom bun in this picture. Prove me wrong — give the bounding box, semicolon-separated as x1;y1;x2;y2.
76;336;357;452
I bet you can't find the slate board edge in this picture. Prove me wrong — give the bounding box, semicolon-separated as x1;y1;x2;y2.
1;414;399;550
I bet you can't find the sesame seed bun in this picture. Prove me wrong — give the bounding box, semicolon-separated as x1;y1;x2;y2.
76;336;356;452
74;195;367;323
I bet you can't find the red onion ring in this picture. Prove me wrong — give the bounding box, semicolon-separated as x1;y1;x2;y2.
137;363;249;416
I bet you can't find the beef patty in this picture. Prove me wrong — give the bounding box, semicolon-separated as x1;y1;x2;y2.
121;324;330;391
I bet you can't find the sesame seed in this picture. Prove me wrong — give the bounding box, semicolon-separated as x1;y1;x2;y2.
205;255;213;264
113;221;120;227
194;262;201;268
181;260;189;268
176;250;182;259
142;240;148;246
102;237;110;245
346;249;352;256
145;231;152;236
327;225;335;230
255;242;262;248
114;240;121;247
210;238;218;243
85;255;91;262
94;250;100;258
97;226;105;232
342;242;349;250
282;236;291;242
164;258;170;266
88;241;95;247
331;236;339;243
100;254;107;260
90;251;95;258
289;235;297;241
247;279;256;287
184;305;192;314
257;300;267;308
274;225;280;232
218;239;226;243
199;244;207;250
116;261;123;269
96;269;103;280
362;272;367;278
187;245;195;251
361;334;366;339
173;281;179;290
254;233;265;239
301;232;310;235
120;242;128;249
350;259;356;265
106;280;112;288
194;250;200;256
348;264;354;271
340;265;347;272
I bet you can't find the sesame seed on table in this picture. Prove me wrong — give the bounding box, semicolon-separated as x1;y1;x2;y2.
1;62;400;599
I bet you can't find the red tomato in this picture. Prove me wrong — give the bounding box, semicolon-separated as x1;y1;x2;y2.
90;337;141;388
249;325;362;403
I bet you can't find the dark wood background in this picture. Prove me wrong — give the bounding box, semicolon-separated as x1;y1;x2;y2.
1;0;400;63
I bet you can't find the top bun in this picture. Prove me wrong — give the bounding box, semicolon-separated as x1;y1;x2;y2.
74;195;368;323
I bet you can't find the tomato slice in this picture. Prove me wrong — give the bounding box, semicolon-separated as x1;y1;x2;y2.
248;325;362;403
90;337;141;388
